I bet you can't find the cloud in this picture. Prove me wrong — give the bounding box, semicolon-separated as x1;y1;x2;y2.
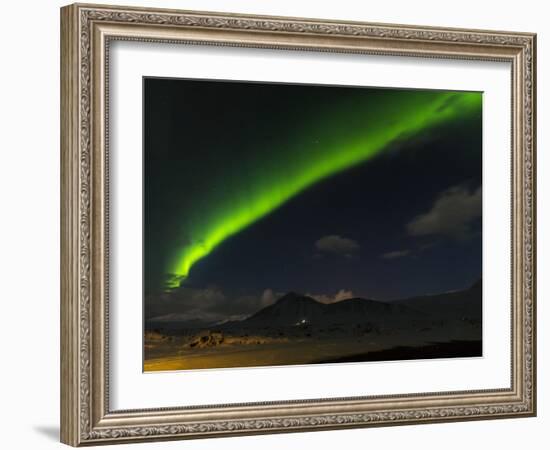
308;289;355;304
381;249;410;259
260;288;279;308
145;286;227;321
406;185;481;239
146;286;282;323
315;235;360;256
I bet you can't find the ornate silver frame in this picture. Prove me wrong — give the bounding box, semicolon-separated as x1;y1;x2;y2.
60;3;536;446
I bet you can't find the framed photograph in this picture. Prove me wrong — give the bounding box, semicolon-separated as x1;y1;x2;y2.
60;3;537;446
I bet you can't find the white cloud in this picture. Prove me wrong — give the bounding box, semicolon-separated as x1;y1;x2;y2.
407;185;482;239
315;234;360;256
260;288;279;307
381;249;410;259
308;289;355;304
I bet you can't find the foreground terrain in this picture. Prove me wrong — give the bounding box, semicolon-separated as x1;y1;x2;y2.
144;280;482;371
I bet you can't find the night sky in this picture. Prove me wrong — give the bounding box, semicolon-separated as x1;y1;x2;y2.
144;78;482;323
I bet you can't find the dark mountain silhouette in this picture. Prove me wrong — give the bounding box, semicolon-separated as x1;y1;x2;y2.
229;279;481;330
243;292;326;326
239;291;424;328
329;297;418;318
394;278;481;321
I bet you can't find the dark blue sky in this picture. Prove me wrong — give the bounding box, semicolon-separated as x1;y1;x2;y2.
144;78;482;319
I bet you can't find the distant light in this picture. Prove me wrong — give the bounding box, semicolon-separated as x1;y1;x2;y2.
294;318;308;326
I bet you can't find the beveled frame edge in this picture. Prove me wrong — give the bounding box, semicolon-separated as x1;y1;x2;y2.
60;2;537;446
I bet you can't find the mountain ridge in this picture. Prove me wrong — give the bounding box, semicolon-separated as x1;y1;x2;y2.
146;279;482;331
239;278;481;328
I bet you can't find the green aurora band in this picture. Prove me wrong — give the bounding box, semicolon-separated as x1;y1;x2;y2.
166;89;481;287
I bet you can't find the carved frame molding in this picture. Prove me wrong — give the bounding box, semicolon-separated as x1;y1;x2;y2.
61;3;536;446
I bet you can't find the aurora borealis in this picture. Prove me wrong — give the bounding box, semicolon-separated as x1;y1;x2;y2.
144;79;481;291
170;91;479;283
